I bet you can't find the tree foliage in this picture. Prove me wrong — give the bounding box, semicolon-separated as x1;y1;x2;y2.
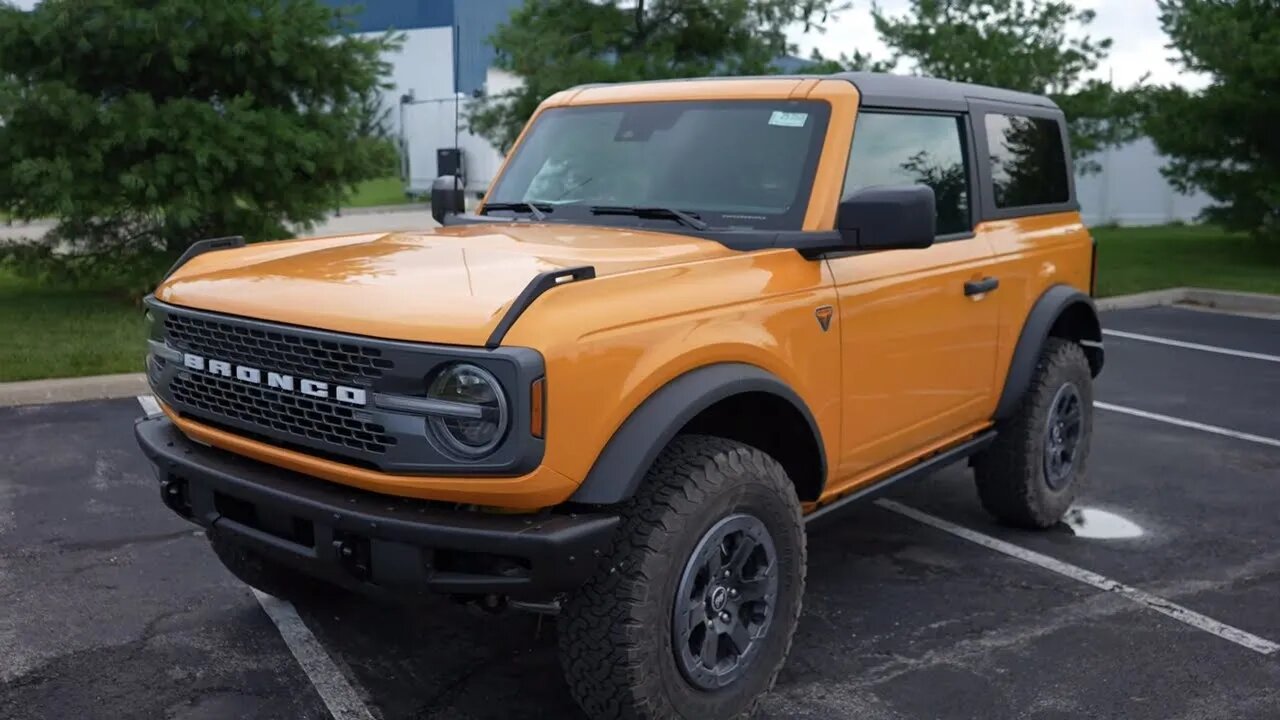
869;0;1143;164
1146;0;1280;240
0;0;400;295
469;0;847;152
799;47;893;75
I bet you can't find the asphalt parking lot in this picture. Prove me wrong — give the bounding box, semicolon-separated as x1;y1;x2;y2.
3;304;1278;720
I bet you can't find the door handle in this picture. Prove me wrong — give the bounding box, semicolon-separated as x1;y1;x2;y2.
964;277;999;296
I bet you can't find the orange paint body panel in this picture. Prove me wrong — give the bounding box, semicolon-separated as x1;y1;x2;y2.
148;75;1094;512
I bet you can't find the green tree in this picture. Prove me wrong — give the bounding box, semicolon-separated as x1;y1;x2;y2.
0;0;400;295
469;0;847;152
1147;0;1280;240
798;47;894;75
869;0;1143;164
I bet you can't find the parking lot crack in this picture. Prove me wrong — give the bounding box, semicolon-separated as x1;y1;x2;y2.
53;527;198;554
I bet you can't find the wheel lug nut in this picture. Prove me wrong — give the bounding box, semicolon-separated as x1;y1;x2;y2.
723;570;731;578
729;588;739;598
719;611;731;623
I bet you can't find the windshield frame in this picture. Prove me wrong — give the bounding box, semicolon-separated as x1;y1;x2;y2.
481;99;834;233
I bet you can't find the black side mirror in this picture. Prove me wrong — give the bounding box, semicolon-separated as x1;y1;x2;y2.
431;175;466;224
836;185;936;251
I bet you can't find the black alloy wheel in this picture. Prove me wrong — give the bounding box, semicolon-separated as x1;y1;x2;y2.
672;513;779;690
1043;381;1084;490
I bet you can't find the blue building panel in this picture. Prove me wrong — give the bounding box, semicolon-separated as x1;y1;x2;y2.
454;0;524;95
323;0;453;33
325;0;522;95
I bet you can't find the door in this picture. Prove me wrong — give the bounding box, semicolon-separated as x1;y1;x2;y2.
826;111;1000;481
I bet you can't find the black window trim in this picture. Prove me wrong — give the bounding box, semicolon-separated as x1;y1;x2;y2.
846;105;982;243
969;100;1079;222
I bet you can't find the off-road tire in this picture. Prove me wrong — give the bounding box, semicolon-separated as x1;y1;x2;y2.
974;338;1093;528
209;531;319;602
558;435;806;720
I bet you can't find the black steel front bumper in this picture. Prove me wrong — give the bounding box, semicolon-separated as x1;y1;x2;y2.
135;416;618;600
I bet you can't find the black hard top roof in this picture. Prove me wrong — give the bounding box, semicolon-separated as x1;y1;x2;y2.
571;72;1060;113
835;72;1059;111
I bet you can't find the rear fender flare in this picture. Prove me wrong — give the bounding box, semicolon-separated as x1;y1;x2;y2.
994;284;1103;421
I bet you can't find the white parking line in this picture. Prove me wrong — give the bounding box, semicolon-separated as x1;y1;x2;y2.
1095;402;1280;449
136;394;162;416
136;395;376;720
1102;329;1280;363
876;499;1280;656
252;590;377;720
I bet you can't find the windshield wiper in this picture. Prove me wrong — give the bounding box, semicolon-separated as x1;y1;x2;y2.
590;205;709;231
481;201;550;221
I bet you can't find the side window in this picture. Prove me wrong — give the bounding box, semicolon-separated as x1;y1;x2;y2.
844;112;971;236
984;114;1069;209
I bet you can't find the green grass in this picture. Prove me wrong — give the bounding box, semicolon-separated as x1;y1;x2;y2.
1093;224;1280;298
343;176;412;209
0;268;146;382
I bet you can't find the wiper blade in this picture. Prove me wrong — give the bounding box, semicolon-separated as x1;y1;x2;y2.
590;205;709;231
481;201;550;221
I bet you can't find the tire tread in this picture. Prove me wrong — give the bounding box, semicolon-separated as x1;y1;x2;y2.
558;435;805;720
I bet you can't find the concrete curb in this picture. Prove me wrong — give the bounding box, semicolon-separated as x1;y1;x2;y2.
1095;288;1189;311
332;202;431;216
1097;287;1280;315
1180;288;1280;316
0;372;147;408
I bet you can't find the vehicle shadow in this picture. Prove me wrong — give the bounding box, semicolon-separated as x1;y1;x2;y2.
291;503;950;719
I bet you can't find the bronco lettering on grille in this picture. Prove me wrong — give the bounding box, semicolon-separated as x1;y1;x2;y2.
181;353;367;406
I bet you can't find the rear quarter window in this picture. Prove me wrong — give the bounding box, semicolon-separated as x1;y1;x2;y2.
984;114;1070;209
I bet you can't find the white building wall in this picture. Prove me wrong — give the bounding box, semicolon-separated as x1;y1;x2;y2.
401;67;521;195
1075;136;1213;227
359;27;455;137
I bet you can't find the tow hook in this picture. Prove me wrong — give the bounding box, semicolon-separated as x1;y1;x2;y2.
333;533;371;580
160;478;191;518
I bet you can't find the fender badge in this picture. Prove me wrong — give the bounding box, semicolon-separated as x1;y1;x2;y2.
814;306;834;332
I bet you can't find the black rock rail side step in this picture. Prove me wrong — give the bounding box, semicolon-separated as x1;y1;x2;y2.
486;266;596;349
805;430;998;525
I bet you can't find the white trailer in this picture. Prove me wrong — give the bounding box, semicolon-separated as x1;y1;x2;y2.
399;93;506;199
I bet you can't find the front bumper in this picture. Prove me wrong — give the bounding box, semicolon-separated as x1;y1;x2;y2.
136;416;618;600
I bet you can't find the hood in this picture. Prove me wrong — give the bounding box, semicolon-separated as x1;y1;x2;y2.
155;222;737;346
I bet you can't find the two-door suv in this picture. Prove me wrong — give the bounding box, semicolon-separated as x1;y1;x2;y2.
136;72;1104;719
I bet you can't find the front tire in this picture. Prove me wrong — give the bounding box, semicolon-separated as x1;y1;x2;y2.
974;338;1094;528
558;435;806;720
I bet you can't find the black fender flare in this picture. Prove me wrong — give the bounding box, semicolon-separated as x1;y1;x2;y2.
569;363;827;505
994;284;1103;421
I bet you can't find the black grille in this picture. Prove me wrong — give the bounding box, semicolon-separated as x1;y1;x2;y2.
164;312;394;385
170;372;397;455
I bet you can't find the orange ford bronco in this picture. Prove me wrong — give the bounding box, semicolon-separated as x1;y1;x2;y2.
135;73;1104;719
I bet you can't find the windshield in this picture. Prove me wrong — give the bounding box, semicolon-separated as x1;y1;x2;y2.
485;100;832;231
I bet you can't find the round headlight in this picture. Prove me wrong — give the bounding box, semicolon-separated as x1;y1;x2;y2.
426;363;509;459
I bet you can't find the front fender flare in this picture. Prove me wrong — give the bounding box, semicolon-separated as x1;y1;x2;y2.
569;363;826;505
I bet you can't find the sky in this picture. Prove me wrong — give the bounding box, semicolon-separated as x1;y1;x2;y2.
7;0;1207;90
789;0;1209;90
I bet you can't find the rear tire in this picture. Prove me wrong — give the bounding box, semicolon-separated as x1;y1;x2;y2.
209;532;319;602
558;435;806;720
975;338;1093;528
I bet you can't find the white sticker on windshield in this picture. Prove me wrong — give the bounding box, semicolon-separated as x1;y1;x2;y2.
769;111;809;128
